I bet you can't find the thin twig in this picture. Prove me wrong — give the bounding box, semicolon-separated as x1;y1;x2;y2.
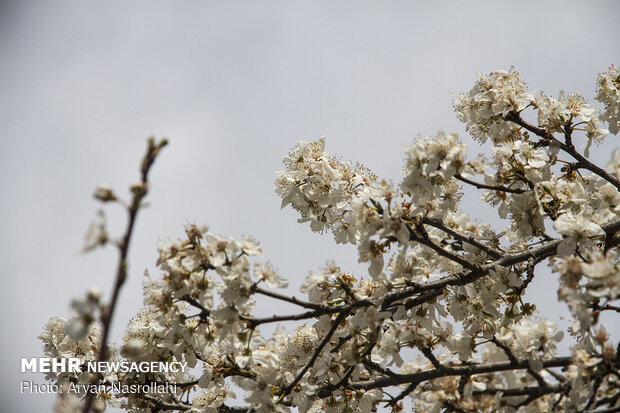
585;407;620;413
455;173;526;194
278;311;349;401
422;216;502;259
388;382;418;407
505;112;620;192
82;138;167;413
491;336;546;387
421;347;441;369
405;221;480;270
349;357;573;390
253;286;328;310
144;395;191;411
362;359;401;379
238;217;620;329
319;340;377;397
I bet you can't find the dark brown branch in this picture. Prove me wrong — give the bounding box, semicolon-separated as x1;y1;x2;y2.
421;347;441;369
241;298;372;327
318;340;377;397
504;112;620;192
511;257;540;297
253;286;328;310
181;295;211;318
348;357;572;390
544;368;568;383
455;173;526;194
592;391;620;411
389;382;418;407
595;304;620;313
82;138;167;413
474;384;567;398
143;395;255;413
392;216;620;310
241;308;329;328
583;375;604;411
144;395;190;411
362;359;401;379
405;222;480;270
457;375;468;395
491;337;546;387
240;217;620;330
150;379;199;389
422;217;502;259
278;311;350;401
490;336;518;364
331;334;353;353
585;407;620;413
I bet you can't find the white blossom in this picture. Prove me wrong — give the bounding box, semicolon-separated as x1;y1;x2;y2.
41;66;620;413
596;64;620;135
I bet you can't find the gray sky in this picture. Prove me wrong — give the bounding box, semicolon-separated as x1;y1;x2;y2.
2;1;619;411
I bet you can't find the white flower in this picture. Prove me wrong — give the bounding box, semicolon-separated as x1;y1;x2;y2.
495;319;563;359
596;65;620;135
274;138;377;242
64;287;101;340
454;69;533;143
401;131;466;218
240;236;262;256
446;334;474;361
254;262;288;288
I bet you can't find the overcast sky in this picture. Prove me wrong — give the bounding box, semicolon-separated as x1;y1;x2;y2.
2;1;619;411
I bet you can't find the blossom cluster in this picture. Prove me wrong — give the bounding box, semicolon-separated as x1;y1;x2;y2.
41;66;620;413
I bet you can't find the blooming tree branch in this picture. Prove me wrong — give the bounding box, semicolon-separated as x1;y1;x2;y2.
41;67;620;413
81;137;168;413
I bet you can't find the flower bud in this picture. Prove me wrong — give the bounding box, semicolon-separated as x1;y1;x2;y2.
93;185;117;202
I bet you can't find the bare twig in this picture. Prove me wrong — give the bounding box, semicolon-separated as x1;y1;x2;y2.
421;346;441;369
388;382;418;407
82;138;167;413
318;340;378;397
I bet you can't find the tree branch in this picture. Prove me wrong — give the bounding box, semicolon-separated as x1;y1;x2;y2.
474;384;567;398
82;138;167;413
422;216;502;259
504;112;620;192
144;395;191;412
278;311;350;401
455;173;526;194
348;357;572;390
491;336;546;387
390;216;620;310
253;286;328;310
